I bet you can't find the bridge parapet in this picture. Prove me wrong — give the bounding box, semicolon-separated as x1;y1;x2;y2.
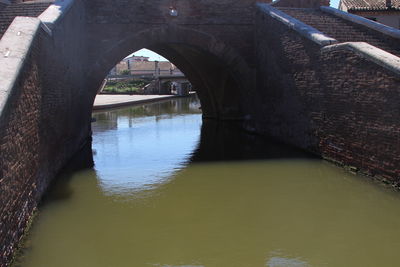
0;1;52;39
0;1;91;266
38;0;73;30
258;4;400;71
276;6;400;57
320;6;400;39
257;3;337;45
0;16;44;267
321;42;400;75
254;3;400;182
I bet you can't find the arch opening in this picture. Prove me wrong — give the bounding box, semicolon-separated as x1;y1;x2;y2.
87;26;253;121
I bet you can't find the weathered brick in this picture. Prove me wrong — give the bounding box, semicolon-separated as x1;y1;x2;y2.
253;8;400;183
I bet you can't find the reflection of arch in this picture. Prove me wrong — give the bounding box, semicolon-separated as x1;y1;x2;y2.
87;25;253;119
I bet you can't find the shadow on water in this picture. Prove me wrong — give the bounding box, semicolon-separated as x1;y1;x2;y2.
11;144;95;267
42;95;316;204
40;142;94;205
190;119;317;163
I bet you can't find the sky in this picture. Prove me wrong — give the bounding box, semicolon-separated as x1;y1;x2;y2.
128;49;169;61
130;0;340;62
330;0;340;8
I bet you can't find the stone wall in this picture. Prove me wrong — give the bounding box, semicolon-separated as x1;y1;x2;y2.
253;5;400;182
0;1;90;266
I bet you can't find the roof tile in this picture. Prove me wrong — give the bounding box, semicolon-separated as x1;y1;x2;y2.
342;0;400;10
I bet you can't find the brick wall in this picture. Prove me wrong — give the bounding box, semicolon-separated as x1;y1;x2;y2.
253;8;400;182
0;30;43;267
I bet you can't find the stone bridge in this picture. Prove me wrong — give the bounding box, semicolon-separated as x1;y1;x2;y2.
0;0;399;265
145;74;190;94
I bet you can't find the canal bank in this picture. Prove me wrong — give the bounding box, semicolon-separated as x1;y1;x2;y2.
93;94;193;110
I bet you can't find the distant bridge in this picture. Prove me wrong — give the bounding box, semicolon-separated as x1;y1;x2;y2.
145;74;190;95
106;73;186;80
0;0;399;266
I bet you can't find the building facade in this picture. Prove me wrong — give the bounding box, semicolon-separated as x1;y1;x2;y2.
339;0;400;29
109;55;183;77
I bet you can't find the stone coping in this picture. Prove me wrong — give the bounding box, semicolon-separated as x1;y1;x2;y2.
321;42;400;75
256;3;337;46
270;0;284;6
39;0;74;30
321;6;400;39
0;0;75;118
0;17;41;117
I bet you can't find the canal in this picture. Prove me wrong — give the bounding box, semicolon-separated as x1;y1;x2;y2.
13;96;400;267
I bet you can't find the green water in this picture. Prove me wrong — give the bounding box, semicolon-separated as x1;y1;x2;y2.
15;97;400;267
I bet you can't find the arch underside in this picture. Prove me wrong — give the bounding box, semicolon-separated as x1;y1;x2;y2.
86;25;254;120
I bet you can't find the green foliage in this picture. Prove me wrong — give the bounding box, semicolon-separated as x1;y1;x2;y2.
102;79;149;94
120;69;131;75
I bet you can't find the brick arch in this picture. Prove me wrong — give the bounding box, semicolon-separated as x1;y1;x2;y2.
86;25;253;119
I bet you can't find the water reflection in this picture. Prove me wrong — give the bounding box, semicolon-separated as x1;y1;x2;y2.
266;257;309;267
92;96;202;195
266;251;310;267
